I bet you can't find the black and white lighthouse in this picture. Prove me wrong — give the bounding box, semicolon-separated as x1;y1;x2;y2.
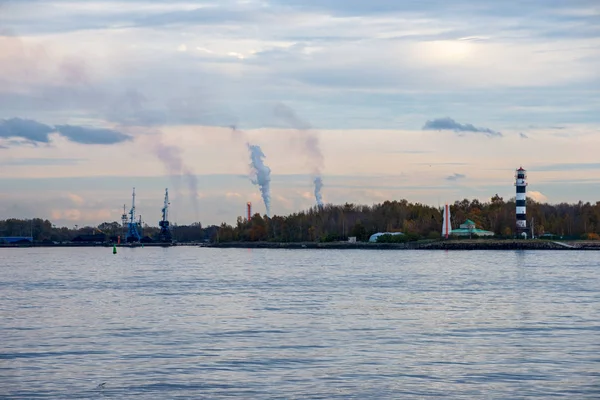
515;167;528;238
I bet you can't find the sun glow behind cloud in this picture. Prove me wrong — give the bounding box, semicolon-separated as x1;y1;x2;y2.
416;40;474;64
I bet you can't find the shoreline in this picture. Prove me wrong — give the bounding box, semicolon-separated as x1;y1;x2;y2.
0;242;191;248
2;240;599;250
206;239;600;250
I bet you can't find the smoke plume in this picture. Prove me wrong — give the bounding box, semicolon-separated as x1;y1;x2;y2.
247;143;271;217
313;176;323;208
273;103;324;208
154;140;200;221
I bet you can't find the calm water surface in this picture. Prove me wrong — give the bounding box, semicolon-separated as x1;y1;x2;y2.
1;248;599;398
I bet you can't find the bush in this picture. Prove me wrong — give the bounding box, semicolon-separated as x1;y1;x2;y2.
319;233;342;242
376;234;406;243
427;231;440;240
583;232;600;240
376;233;420;243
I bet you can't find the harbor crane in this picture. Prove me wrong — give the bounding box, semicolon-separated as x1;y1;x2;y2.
158;188;172;243
126;187;142;243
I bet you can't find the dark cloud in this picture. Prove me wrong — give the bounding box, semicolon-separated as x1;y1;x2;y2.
0;118;54;143
0;117;131;146
423;117;502;137
54;125;133;145
446;173;466;181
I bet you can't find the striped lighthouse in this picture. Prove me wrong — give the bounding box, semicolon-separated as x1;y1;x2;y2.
515;167;528;238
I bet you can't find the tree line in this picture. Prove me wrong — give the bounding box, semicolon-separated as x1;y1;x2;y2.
216;195;600;242
2;195;600;243
0;218;219;243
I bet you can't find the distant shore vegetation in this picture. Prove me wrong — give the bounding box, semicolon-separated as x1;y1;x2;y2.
3;196;599;243
216;196;600;243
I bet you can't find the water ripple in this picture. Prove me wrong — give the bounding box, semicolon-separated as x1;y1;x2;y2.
1;248;599;398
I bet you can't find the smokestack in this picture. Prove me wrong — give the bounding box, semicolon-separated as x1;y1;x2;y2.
247;202;252;220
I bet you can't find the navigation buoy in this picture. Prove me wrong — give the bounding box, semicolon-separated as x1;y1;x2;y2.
113;244;117;254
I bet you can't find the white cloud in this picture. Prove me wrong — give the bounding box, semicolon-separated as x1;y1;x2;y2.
67;193;85;206
227;51;245;59
196;47;214;54
528;191;548;203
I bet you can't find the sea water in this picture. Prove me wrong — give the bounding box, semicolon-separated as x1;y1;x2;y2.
1;248;599;398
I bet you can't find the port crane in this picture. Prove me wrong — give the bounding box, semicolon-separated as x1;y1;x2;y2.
126;187;142;243
158;188;172;243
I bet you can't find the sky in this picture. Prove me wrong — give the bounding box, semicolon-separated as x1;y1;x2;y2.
0;0;599;227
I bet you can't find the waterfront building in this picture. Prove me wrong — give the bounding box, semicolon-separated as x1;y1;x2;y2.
450;219;494;237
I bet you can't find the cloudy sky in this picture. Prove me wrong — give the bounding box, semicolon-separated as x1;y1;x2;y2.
0;0;599;227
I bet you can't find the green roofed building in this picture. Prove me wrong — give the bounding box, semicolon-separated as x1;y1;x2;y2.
451;219;494;237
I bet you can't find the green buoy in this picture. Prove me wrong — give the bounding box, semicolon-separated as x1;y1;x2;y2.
113;244;117;254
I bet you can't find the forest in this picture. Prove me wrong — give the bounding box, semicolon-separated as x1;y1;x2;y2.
2;195;600;243
216;195;600;242
0;218;218;244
